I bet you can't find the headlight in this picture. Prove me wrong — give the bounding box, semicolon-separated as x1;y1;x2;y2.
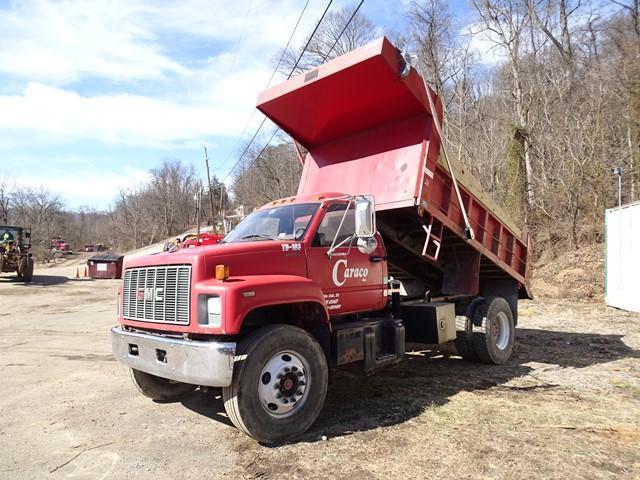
206;296;222;327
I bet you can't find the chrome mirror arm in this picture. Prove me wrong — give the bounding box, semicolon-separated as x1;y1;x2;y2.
326;234;355;258
326;198;354;258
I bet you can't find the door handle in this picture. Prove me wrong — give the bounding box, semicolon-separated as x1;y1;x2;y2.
369;255;386;263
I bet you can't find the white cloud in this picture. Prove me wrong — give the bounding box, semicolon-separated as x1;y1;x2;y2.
12;166;151;209
0;0;322;85
0;81;258;148
0;0;323;148
0;0;188;84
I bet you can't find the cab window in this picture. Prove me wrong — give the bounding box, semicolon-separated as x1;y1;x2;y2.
315;203;355;247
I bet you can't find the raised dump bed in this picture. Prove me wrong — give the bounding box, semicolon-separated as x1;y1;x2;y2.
258;36;532;304
112;36;534;445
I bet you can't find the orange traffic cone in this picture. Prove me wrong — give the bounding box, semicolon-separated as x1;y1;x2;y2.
84;266;88;278
75;267;80;279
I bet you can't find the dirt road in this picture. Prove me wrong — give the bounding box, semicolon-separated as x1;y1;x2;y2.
1;262;639;479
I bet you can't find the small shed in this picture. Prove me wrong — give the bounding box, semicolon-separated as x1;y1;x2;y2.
605;201;640;313
88;254;124;280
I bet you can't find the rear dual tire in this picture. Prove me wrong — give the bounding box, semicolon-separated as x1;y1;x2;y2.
454;297;484;362
456;296;515;365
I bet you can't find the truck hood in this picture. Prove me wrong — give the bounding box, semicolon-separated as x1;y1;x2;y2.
123;240;308;279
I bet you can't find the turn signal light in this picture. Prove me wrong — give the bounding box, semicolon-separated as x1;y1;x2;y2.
215;264;230;281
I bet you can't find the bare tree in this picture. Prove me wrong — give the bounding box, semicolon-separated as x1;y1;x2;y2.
410;0;465;103
0;177;11;224
527;0;579;64
276;6;376;75
611;0;640;37
472;0;536;218
232;142;302;210
8;186;64;256
110;159;201;250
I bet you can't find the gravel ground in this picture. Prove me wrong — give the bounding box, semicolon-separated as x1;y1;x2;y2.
1;261;639;479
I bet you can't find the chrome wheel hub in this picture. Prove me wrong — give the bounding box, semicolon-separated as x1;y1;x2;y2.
493;311;510;350
258;351;310;418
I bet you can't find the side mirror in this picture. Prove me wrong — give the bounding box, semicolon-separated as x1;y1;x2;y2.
354;196;375;238
357;237;378;254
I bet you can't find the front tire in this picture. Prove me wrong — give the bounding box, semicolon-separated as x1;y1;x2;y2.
129;368;196;401
223;325;328;444
18;257;33;282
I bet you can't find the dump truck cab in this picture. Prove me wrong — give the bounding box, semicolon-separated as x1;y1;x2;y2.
114;193;385;335
112;37;531;444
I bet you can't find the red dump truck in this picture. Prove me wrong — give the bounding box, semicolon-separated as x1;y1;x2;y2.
111;37;532;444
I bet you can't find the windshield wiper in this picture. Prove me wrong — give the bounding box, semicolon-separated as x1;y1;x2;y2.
240;233;275;241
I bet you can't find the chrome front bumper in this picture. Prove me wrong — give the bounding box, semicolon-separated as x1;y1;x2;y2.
111;326;236;387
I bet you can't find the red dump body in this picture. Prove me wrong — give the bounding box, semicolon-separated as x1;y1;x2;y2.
258;37;531;299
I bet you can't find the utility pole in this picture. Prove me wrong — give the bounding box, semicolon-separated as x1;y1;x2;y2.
612;166;624;209
196;186;202;243
203;146;216;225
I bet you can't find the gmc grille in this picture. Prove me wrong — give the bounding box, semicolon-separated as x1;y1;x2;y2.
122;265;191;324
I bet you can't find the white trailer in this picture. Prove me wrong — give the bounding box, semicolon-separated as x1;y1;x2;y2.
605;201;640;313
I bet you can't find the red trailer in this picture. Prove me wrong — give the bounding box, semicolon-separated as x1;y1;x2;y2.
180;233;223;249
111;37;532;444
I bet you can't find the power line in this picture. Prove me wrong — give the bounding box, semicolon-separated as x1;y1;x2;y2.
217;0;312;176
221;116;269;184
284;0;335;81
267;0;312;87
239;129;280;176
237;0;365;178
233;0;370;183
321;0;365;62
220;0;335;184
229;0;254;76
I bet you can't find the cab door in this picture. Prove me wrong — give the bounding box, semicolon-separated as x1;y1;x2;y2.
305;202;387;315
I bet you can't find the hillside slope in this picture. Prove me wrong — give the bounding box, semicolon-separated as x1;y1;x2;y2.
532;244;604;301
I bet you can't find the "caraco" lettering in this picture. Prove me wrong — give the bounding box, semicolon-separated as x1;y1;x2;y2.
332;259;369;286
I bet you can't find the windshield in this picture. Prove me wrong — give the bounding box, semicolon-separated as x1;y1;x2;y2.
1;227;19;244
224;203;319;243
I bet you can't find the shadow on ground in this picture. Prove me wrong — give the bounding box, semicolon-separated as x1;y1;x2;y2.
0;275;70;286
182;391;231;427
180;328;639;443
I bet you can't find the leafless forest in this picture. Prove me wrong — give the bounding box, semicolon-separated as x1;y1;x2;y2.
1;1;638;259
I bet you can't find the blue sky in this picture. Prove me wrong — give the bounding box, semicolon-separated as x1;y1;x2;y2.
0;0;473;210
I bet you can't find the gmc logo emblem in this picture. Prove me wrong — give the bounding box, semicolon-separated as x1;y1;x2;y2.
136;287;164;302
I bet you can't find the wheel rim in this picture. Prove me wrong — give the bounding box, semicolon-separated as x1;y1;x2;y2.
492;311;510;350
258;350;310;418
